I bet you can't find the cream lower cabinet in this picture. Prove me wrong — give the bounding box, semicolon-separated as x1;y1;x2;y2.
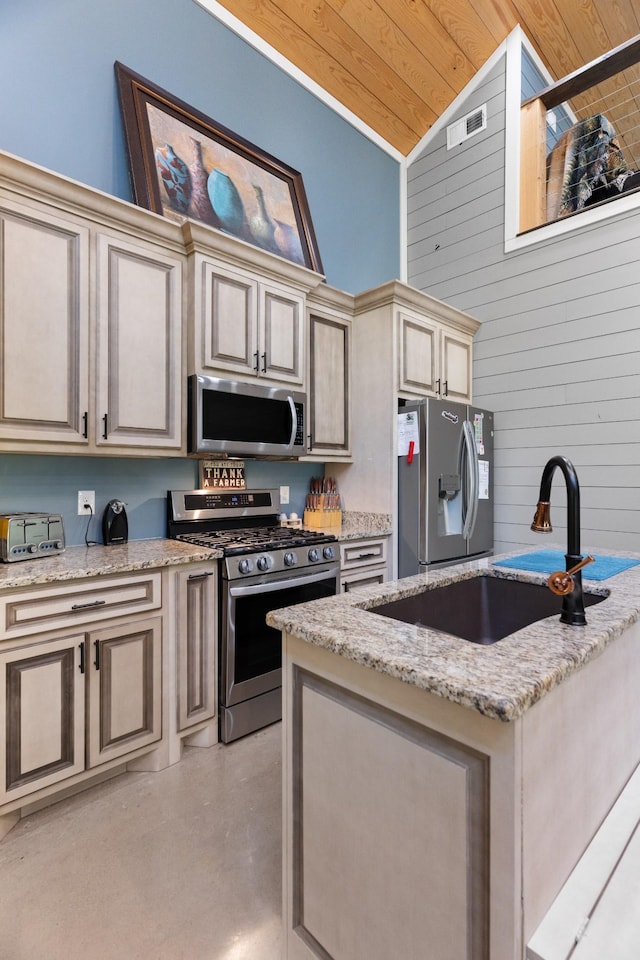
0;571;164;815
0;616;162;806
340;537;389;592
175;566;217;732
0;155;185;456
306;284;353;461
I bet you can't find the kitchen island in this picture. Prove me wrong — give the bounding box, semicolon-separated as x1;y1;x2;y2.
267;550;640;960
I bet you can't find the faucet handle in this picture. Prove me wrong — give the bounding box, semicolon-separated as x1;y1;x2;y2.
547;555;595;596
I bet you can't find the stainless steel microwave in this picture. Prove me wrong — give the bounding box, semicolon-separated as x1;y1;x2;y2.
188;375;308;458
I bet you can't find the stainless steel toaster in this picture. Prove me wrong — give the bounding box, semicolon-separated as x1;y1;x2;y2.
0;513;65;562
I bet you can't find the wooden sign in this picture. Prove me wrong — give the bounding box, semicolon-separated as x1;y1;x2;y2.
198;460;246;489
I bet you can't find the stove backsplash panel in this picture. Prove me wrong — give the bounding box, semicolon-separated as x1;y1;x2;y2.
0;454;319;547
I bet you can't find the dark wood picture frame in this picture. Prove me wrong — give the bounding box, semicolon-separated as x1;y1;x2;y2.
115;62;323;273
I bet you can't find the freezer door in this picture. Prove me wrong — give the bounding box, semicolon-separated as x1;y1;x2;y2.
424;398;469;565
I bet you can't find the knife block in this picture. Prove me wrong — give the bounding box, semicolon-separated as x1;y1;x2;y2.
304;496;342;529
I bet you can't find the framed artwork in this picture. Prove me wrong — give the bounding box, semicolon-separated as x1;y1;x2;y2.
114;62;323;273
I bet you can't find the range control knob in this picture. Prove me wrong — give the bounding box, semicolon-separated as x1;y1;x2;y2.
308;548;320;563
28;544;38;554
256;555;273;572
238;557;254;575
283;551;297;567
322;545;336;561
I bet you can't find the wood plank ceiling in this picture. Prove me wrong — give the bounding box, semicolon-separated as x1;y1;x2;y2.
210;0;640;156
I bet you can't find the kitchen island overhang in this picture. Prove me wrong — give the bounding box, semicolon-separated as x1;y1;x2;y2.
270;550;640;960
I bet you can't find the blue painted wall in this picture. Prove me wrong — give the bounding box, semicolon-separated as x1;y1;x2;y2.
0;0;400;544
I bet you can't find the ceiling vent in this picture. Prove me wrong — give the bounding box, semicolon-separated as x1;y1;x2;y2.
446;104;487;150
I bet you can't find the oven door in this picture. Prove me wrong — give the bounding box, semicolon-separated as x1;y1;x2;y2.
221;564;339;709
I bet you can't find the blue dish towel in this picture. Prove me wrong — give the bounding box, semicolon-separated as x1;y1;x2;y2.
492;550;640;581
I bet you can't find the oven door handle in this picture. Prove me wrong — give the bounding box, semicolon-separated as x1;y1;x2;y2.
228;566;339;599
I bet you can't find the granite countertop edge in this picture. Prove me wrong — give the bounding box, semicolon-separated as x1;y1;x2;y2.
0;539;223;588
267;547;640;723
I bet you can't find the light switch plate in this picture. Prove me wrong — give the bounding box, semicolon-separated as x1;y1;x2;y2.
279;485;290;505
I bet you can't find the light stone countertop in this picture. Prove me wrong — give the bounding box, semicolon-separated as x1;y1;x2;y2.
0;539;222;589
334;511;393;540
267;547;640;723
0;514;390;589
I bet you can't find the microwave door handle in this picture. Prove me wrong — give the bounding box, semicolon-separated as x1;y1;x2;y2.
287;396;296;449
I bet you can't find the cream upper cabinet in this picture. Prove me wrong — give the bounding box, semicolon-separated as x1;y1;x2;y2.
398;309;473;402
94;232;183;451
183;221;321;389
191;256;304;384
0;198;91;447
306;284;353;461
333;281;480;578
0;151;186;457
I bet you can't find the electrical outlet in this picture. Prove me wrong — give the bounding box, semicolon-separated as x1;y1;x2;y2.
279;485;290;505
77;490;95;515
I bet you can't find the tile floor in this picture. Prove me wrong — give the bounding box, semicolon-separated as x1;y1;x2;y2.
0;723;282;960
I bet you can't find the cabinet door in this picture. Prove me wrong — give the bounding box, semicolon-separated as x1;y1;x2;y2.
440;330;473;403
260;282;305;384
176;567;217;731
308;313;350;457
0;200;90;446
87;616;162;767
95;234;183;451
0;634;85;803
398;312;438;397
198;259;259;378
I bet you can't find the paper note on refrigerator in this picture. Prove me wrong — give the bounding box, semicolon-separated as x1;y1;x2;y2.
397;411;420;456
478;460;489;500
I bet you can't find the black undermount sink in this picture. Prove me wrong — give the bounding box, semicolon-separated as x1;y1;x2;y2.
370;575;607;645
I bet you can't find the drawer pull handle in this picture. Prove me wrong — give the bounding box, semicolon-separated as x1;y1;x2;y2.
79;642;86;674
357;552;377;559
188;571;214;581
94;639;100;670
71;599;107;611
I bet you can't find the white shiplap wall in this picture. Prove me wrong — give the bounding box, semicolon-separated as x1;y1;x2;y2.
407;51;640;556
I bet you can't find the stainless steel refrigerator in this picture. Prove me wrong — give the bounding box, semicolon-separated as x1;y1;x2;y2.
397;398;493;577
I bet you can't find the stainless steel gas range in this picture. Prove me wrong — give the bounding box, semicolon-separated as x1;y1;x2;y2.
167;489;339;743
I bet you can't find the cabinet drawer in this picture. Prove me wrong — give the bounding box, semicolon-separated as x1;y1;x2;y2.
341;568;387;592
340;539;388;570
0;573;162;640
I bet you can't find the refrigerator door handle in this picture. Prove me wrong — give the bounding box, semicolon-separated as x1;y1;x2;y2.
462;419;479;540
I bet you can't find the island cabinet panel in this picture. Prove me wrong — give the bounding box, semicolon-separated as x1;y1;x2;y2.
289;670;490;960
0;199;90;446
0;634;86;803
